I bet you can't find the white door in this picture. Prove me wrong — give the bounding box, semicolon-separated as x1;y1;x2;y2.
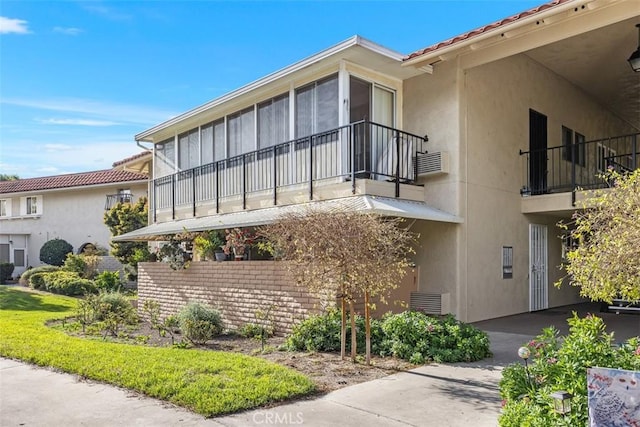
529;224;549;311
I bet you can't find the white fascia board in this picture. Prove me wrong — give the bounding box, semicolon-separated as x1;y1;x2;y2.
136;35;404;142
402;0;590;68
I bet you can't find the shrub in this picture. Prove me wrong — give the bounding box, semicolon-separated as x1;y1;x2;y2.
20;265;59;286
94;271;123;292
76;292;137;337
380;312;491;364
285;309;384;354
63;254;99;279
35;270;97;296
29;272;49;290
499;314;640;426
177;302;223;345
285;310;489;364
142;299;179;344
39;239;73;266
0;263;14;283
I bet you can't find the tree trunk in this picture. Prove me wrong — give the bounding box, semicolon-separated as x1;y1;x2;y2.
350;299;356;362
340;285;346;360
365;290;371;365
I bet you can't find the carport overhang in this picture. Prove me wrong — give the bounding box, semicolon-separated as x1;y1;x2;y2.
112;195;462;242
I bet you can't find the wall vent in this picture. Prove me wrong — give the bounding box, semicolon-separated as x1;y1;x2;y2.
416;152;449;176
409;292;451;315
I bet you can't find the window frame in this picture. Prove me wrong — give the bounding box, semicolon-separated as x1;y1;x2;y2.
0;199;9;217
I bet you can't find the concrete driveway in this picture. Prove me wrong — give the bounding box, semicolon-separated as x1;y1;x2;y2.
1;304;637;427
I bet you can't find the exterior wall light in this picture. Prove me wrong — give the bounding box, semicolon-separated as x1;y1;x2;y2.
629;24;640;72
550;390;572;415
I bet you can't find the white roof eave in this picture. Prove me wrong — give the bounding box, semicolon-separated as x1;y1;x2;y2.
112;195;462;242
136;35;405;142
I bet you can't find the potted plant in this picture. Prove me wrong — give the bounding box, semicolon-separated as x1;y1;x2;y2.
193;231;225;261
222;228;255;260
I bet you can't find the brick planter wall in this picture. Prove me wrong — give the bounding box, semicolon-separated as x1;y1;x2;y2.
137;261;322;335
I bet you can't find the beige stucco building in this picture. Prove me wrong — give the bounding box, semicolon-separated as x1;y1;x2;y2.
117;0;639;323
0;155;149;277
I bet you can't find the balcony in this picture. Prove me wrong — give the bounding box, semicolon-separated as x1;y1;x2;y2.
520;133;639;207
105;193;134;211
152;121;427;222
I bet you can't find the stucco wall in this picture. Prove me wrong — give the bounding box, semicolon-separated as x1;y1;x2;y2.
402;52;632;323
461;53;631;321
0;182;147;274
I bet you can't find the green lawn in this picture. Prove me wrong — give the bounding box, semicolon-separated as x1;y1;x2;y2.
0;287;315;417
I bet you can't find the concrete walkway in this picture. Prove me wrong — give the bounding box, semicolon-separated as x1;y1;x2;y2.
1;305;636;426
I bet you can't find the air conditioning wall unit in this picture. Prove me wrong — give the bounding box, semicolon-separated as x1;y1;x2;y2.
416;151;449;177
409;292;451;315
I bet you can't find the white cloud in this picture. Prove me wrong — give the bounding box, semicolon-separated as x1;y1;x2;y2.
82;4;132;21
53;27;83;36
2;97;177;126
0;16;31;35
36;166;60;174
44;144;74;152
37;118;120;126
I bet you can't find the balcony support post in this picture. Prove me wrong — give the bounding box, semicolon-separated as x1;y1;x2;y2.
273;145;278;206
215;162;220;214
242;155;247;210
152;181;157;223
192;170;197;217
395;128;400;198
171;174;175;220
351;124;356;195
309;136;314;201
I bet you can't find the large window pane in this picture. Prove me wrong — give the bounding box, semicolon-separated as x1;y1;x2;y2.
295;84;313;138
316;75;338;132
228;107;255;157
154;138;175;178
373;85;394;127
295;74;338;138
178;128;199;170
213;120;225;160
259;93;289;148
201;123;214;164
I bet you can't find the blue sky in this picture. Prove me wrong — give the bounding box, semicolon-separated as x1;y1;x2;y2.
0;0;542;178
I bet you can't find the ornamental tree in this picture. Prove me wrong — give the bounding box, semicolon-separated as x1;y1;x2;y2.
558;169;640;303
104;196;150;279
259;210;417;364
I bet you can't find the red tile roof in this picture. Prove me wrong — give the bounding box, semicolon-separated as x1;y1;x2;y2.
0;169;148;194
112;151;152;167
405;0;574;60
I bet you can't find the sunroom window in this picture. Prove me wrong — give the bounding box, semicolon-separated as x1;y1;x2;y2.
295;74;338;138
154;138;176;178
228;107;255;158
178;128;199;170
258;93;289;148
201;119;225;164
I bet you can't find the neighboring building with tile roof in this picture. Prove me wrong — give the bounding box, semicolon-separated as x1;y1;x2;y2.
0;163;149;277
118;0;638;324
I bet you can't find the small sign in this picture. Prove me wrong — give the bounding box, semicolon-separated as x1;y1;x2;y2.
587;367;640;426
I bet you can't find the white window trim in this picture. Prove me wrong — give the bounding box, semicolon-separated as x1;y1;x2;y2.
20;195;43;216
0;199;10;217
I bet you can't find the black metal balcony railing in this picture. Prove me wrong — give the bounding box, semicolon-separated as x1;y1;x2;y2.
152;121;427;221
520;133;639;199
105;193;134;211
